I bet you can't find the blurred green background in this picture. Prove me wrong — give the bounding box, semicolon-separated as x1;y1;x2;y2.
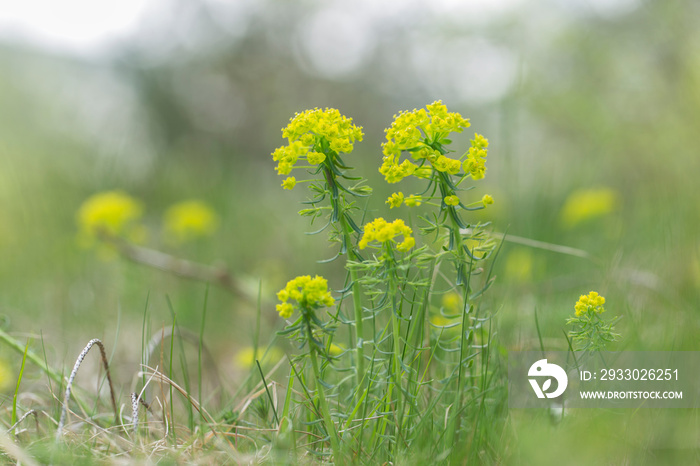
1;0;699;461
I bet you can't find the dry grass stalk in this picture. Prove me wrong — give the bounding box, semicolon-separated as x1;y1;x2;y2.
6;409;39;435
56;339;118;440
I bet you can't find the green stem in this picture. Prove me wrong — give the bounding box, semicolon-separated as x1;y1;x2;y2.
306;318;341;459
445;200;473;456
384;243;405;450
390;306;404;447
340;215;366;385
0;328;93;420
321;161;365;384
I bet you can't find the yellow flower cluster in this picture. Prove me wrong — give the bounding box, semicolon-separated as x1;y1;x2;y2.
272;108;363;177
574;291;606;317
463;133;489;180
482;194;494;206
358;217;415;252
276;275;335;319
164;200;219;244
379;101;471;183
77;191;144;244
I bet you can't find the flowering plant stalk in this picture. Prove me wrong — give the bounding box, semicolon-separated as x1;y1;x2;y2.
377;102;497;452
567;291;621;351
272;101;500;461
272;108;369;383
276;275;341;457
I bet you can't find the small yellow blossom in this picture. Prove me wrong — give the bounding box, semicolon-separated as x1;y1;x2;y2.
277;302;294;319
405;194;422;207
574;291;606;317
77;191;144;245
164;200;219;244
396;236;415;252
482;194;494;206
560;188;620;229
359;217;415;252
444;195;460;206
282;176;297;190
307;152;326;165
277;275;335;318
386;192;404;208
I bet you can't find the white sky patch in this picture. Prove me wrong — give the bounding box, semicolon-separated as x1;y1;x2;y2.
411;36;518;105
0;0;523;58
427;0;524;22
586;0;641;18
0;0;147;55
297;6;375;80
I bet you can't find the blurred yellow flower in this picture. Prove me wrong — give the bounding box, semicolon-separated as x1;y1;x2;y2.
441;292;461;314
429;314;460;331
560;188;620;229
504;248;533;283
234;346;284;369
164;200;219;244
464;237;494;260
0;359;12;392
329;343;345;356
77;191;144;246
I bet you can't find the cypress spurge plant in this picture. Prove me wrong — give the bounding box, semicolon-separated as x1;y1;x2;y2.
272;101;503;463
567;291;621;352
376;101;498;459
272;108;368;383
276;275;341;457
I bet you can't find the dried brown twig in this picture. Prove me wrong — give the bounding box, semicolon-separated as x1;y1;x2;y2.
99;231;252;302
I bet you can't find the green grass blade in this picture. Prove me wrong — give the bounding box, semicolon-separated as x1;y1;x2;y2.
12;339;30;426
198;285;209;434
